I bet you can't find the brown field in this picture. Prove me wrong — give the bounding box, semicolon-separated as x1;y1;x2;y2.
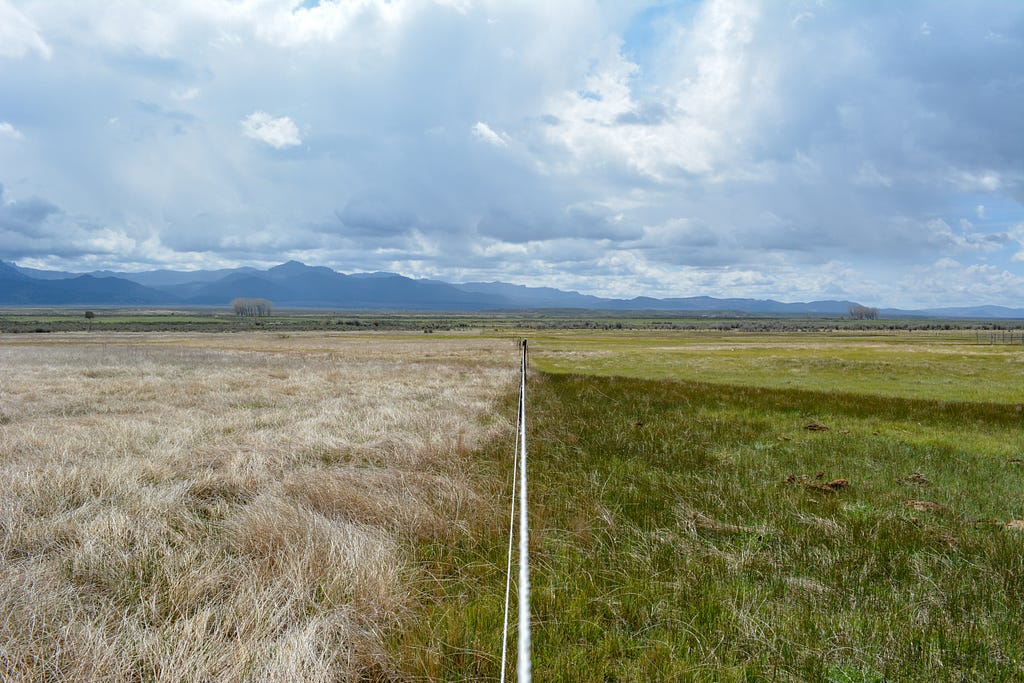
0;332;516;681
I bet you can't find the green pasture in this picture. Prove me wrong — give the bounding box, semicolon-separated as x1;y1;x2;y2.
399;330;1024;681
529;330;1024;405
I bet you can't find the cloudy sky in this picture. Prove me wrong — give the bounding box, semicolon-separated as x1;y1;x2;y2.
1;0;1023;307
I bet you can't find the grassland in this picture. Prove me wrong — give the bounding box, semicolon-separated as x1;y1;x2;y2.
531;330;1024;404
402;330;1024;681
3;325;1023;681
0;331;514;681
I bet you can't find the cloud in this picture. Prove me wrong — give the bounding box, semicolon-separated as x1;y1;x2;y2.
336;193;415;236
0;186;62;237
0;185;134;261
241;112;302;149
899;262;1024;308
0;122;23;140
471;122;508;148
1;1;1023;307
1011;225;1024;262
542;0;767;180
0;1;51;59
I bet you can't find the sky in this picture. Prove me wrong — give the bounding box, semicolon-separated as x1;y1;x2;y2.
1;0;1023;308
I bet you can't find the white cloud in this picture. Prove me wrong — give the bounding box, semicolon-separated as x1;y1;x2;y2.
249;0;405;48
0;122;23;140
471;121;508;148
900;262;1024;307
2;1;1024;308
3;0;404;59
542;0;766;180
86;228;137;254
951;170;1002;192
1011;225;1024;263
0;1;51;59
926;218;1006;253
241;112;302;149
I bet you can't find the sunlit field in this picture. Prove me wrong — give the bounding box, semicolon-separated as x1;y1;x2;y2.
3;327;1023;681
529;329;1024;404
0;332;515;681
406;329;1024;681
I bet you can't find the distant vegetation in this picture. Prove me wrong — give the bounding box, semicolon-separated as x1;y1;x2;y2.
848;304;879;320
230;297;274;317
1;309;1023;335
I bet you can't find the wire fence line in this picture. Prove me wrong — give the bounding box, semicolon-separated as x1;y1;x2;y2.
500;339;531;683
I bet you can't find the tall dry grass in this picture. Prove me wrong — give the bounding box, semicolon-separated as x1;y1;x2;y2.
0;332;515;681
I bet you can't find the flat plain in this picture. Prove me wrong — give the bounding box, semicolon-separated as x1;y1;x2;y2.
2;325;1023;681
405;329;1024;681
0;331;514;681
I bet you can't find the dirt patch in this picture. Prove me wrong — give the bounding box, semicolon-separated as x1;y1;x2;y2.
786;474;848;493
906;500;945;512
902;472;929;485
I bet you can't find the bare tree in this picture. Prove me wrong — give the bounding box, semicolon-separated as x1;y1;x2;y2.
231;298;274;318
848;305;879;320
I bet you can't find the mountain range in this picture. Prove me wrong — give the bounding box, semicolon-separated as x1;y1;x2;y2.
1;260;1022;318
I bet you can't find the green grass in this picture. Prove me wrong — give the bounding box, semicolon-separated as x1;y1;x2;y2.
396;334;1024;681
530;330;1024;405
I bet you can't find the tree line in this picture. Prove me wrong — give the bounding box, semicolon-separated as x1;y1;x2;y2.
848;305;879;320
231;298;274;317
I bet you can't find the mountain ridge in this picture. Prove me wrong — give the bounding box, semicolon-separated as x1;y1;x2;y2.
2;260;1022;317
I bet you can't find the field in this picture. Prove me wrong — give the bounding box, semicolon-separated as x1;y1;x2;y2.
403;330;1024;681
2;325;1023;681
0;331;514;681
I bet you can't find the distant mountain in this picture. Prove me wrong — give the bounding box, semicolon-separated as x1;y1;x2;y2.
448;283;862;314
174;261;506;310
1;259;1021;317
453;281;609;308
103;266;261;287
8;263;77;280
0;267;176;305
11;263;261;287
595;296;861;314
9;263;261;287
1;261;31;281
883;305;1024;320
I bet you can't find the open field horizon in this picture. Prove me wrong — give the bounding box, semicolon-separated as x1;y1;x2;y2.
2;326;1023;680
6;1;1024;676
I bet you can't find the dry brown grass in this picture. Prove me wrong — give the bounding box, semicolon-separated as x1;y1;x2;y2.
0;332;515;681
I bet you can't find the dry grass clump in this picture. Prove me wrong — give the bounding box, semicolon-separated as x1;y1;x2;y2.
0;332;514;681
